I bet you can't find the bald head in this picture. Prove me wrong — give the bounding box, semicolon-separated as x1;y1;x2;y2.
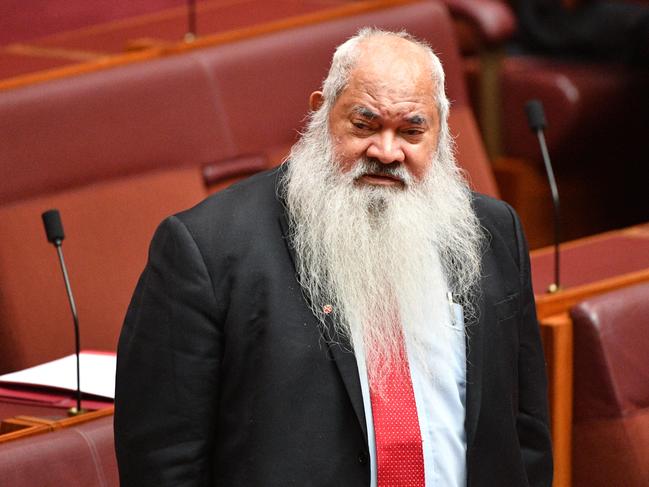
313;29;449;125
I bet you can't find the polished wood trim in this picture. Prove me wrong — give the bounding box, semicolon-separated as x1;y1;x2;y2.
0;49;161;91
14;406;114;431
167;0;414;53
0;421;50;444
0;0;414;92
38;0;248;43
540;313;573;487
1;416;46;434
3;43;106;61
0;407;114;444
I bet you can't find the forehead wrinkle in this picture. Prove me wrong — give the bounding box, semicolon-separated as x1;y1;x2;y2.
345;76;435;119
351;100;431;126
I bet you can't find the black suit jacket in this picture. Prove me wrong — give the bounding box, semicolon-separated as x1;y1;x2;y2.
115;167;552;486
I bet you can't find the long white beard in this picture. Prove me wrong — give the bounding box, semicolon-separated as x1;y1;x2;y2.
280;109;484;383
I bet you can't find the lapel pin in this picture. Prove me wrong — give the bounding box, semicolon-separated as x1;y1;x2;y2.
322;304;333;314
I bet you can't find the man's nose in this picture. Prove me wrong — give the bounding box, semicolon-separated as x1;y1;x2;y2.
366;130;405;164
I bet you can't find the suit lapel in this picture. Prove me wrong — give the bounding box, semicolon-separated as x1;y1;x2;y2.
324;318;368;444
277;205;368;444
465;281;486;449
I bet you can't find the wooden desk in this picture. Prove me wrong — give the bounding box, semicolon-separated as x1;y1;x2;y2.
532;222;649;319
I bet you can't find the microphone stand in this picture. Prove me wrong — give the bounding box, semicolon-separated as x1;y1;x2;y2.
526;100;561;293
535;129;561;292
185;0;197;42
54;244;83;415
42;210;86;416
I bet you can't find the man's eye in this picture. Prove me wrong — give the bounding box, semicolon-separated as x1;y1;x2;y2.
403;129;423;136
352;121;371;130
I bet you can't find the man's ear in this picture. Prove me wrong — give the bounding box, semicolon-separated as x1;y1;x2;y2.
309;91;324;111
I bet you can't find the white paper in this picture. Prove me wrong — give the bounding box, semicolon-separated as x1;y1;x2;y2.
0;351;116;399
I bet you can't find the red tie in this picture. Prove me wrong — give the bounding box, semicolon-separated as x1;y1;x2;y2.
369;338;425;486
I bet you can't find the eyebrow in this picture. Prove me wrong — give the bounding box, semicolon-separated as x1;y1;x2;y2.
352;106;379;120
406;114;427;126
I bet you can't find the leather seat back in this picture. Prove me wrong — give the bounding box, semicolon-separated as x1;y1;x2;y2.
570;281;649;487
0;169;207;373
190;0;498;196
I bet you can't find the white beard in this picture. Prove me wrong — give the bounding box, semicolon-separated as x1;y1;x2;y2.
279;109;484;384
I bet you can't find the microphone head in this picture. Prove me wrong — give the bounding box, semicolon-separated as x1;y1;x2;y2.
42;209;65;244
525;99;547;132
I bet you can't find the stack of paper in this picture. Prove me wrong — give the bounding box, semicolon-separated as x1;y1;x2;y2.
0;351;116;410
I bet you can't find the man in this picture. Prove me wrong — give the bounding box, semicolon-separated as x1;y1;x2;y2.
115;29;552;486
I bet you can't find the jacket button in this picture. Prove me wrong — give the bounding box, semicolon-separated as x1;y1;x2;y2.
358;452;367;464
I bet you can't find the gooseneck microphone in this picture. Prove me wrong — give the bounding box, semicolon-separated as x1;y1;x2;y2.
42;209;85;415
525;100;561;293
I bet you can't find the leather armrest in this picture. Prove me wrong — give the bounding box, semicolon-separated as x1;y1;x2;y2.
201;154;268;187
442;0;516;45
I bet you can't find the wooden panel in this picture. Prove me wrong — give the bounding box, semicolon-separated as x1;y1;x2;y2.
540;313;573;487
0;421;50;444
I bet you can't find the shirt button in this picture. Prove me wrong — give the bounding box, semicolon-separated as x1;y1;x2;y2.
358;452;367;464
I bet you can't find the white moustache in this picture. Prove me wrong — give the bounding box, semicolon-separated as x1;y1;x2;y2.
350;158;414;186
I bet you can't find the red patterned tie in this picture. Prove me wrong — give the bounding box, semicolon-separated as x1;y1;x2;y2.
369;338;425;486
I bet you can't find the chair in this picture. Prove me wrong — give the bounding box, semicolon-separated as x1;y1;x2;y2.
570;281;649;487
443;0;649;246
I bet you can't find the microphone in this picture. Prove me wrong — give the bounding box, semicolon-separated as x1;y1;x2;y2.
525;100;561;293
41;209;86;416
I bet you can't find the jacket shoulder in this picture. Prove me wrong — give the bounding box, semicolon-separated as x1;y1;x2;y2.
175;166;284;233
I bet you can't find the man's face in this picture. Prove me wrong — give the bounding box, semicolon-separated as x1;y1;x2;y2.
312;45;440;188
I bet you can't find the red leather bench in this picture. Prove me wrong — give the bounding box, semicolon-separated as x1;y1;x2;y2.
0;414;117;486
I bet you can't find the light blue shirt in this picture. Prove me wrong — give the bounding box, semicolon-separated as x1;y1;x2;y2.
355;300;467;487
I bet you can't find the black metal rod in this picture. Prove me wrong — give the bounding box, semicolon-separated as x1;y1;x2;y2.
535;129;561;290
187;0;197;39
55;244;82;413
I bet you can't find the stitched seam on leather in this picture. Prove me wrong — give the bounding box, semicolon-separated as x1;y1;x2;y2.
75;428;108;487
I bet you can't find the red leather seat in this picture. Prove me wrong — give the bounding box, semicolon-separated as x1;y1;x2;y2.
0;416;117;486
570;281;649;487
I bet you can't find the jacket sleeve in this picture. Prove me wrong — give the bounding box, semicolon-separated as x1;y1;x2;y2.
114;215;222;486
507;203;554;487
